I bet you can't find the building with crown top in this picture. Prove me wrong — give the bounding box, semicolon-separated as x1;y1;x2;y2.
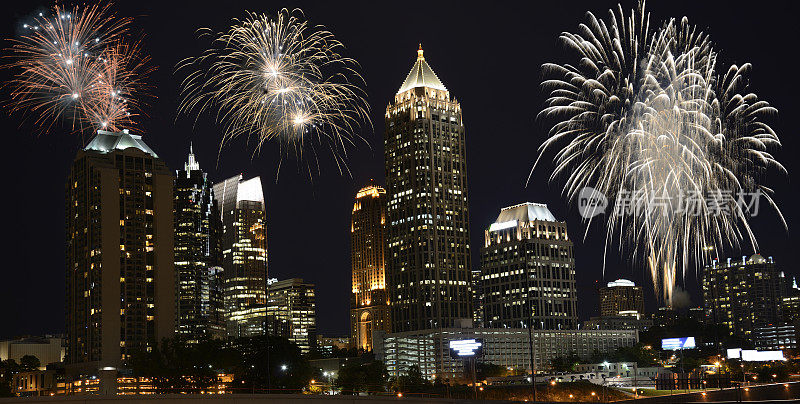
479;203;577;330
174;144;225;341
599;279;644;318
385;46;472;332
65;130;175;393
213;175;268;338
350;184;391;350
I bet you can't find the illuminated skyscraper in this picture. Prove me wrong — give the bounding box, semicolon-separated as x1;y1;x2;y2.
350;184;390;350
480;203;578;329
703;254;784;340
385;46;472;332
213;175;268;338
599;279;644;318
66;130;175;388
267;278;317;354
174;145;225;341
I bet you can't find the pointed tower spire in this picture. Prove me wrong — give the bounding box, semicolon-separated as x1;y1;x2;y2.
397;45;447;95
186;142;200;172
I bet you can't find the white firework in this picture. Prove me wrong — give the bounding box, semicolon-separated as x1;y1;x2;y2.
536;2;784;304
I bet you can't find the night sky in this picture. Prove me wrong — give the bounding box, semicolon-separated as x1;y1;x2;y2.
1;0;798;339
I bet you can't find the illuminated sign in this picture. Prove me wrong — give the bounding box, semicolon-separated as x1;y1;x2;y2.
449;339;483;358
726;348;785;362
661;337;696;350
489;220;517;232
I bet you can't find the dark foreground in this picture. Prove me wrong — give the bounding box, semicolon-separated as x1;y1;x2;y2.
1;382;797;403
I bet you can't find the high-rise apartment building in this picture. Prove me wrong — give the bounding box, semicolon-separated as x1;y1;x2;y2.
266;278;317;354
599;279;644;318
783;277;800;324
702;254;784;340
213;175;268;338
480;203;578;329
349;185;391;351
174;145;225;341
65;130;175;386
385;46;472;332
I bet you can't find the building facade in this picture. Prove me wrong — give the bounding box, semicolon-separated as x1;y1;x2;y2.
582;316;652;331
480;203;578;330
0;336;64;367
385;46;472;332
174;145;225;341
350;185;391;351
65;130;175;384
213;175;268;338
267;278;317;354
702;254;784;341
599;279;644;318
374;327;638;380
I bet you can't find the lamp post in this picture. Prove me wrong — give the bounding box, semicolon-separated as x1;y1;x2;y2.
524;268;536;402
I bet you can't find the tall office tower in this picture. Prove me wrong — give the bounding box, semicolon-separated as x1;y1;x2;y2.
66;130;175;384
266;278;317;354
598;279;645;318
385;46;472;332
174;145;225;341
349;185;391;351
481;203;578;329
702;254;784;340
213;175;268;338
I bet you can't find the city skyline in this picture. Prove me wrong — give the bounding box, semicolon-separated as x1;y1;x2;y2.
1;0;798;339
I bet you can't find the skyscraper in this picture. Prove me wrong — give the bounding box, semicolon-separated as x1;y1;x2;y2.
598;279;644;318
267;278;317;354
66;130;175;388
385;46;472;332
350;184;391;351
174;145;225;341
702;254;784;340
480;203;578;329
213;175;268;338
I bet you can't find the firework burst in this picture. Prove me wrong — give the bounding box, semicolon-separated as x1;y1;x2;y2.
535;1;785;304
2;2;152;134
177;9;371;176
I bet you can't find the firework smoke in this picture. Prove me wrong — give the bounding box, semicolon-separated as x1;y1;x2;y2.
536;2;785;304
177;9;371;176
2;2;152;134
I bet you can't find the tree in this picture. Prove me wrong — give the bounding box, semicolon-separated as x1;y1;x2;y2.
393;365;431;393
476;362;507;379
19;355;40;371
336;360;388;394
0;360;21;397
550;353;581;372
236;335;313;392
609;344;659;366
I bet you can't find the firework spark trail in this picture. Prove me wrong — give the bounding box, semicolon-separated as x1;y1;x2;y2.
177;9;371;177
535;2;785;304
2;2;152;134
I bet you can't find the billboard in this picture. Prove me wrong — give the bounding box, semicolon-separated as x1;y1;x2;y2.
726;348;785;361
449;339;483;358
661;337;696;350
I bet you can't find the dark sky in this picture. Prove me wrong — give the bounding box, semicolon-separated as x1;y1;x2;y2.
1;0;798;338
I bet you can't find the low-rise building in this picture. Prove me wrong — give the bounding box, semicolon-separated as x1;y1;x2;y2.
374;327;638;381
0;336;64;368
754;323;798;351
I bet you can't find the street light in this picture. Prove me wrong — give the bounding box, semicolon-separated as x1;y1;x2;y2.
280;364;288;371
